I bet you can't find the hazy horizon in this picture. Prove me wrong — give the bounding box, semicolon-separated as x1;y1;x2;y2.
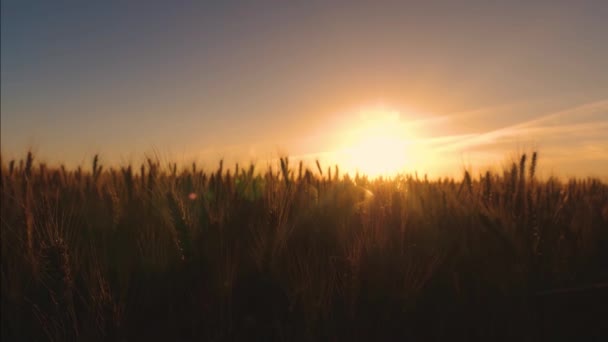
2;1;607;179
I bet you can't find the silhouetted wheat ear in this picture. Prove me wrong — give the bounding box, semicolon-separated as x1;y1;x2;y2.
140;163;146;189
122;166;133;200
519;153;527;183
39;163;46;182
147;158;158;189
92;154;99;178
484;170;492;204
0;157;3;187
296;160;303;181
305;169;313;184
509;162;518;196
25;151;33;178
107;188;121;226
43;236;74;301
315;159;323;176
217;159;224;178
166;192;192;262
61;164;68;185
280;157;290;186
514;154;527;216
171;162;177;177
75;166;82;183
109;167;117;189
459;170;472;196
9;159;15;177
248;163;255;179
24;188;36;270
41;235;79;336
529;151;537;179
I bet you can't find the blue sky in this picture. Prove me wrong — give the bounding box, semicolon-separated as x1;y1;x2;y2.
2;1;607;178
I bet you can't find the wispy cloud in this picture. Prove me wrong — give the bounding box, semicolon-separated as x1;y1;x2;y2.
432;99;608;152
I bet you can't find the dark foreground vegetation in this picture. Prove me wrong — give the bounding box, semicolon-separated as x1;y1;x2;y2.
1;152;607;341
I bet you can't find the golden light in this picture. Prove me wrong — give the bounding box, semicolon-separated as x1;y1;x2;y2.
331;106;422;178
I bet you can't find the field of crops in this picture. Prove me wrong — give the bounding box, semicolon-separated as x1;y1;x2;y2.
1;152;607;341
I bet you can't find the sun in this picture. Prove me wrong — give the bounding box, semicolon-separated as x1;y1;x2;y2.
331;106;417;178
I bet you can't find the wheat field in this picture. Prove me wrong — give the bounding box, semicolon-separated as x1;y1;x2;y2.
1;152;607;341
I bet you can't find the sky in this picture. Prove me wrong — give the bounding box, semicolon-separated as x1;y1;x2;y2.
2;1;607;179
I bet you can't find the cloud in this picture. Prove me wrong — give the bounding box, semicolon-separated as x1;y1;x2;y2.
432;99;608;152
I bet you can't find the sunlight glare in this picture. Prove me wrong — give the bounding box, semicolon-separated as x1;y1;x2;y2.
332;106;421;178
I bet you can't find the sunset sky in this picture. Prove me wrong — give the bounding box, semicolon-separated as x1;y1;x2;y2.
2;1;607;178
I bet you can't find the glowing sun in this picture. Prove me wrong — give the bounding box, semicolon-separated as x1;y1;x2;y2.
332;106;417;178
